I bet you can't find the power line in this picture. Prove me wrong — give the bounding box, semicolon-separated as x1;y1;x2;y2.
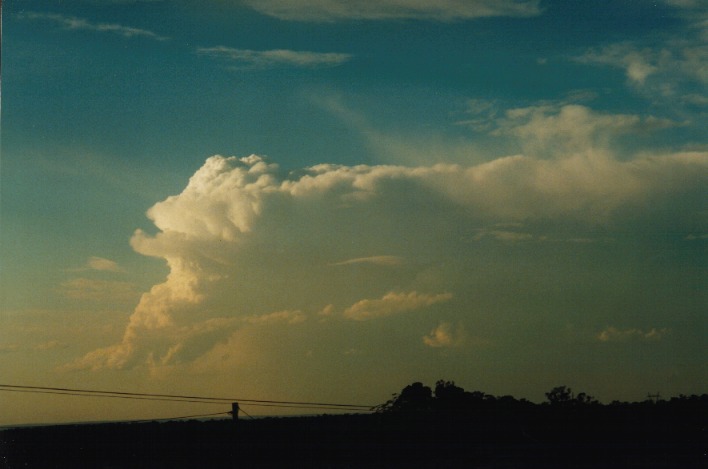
0;387;228;405
0;387;373;413
0;384;375;412
232;402;374;412
0;384;373;409
237;406;256;420
109;411;232;425
134;411;233;423
19;411;234;428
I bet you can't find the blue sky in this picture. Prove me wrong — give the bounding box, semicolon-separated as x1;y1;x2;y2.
1;0;706;424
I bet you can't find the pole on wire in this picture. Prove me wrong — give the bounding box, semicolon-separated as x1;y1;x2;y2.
231;402;239;422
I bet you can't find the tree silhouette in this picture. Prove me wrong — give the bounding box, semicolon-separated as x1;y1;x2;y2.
434;380;465;401
433;380;475;414
545;386;597;406
435;379;469;405
376;382;433;413
545;385;574;405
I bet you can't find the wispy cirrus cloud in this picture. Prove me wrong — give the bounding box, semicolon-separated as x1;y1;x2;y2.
239;0;541;22
83;0;164;3
17;12;169;41
575;43;660;86
573;6;708;109
197;46;352;69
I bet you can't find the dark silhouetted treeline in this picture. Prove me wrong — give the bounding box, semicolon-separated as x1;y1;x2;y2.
1;380;706;468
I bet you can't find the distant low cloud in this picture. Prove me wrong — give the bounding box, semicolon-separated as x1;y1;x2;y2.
240;0;541;22
58;278;139;302
18;12;169;41
197;46;352;69
86;256;124;272
471;228;534;243
685;233;708;240
423;322;467;348
35;340;68;351
0;344;20;354
343;291;453;321
243;310;307;325
331;255;404;267
597;326;670;342
67;257;125;273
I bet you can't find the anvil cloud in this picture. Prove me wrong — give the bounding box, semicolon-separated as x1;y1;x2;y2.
69;105;707;374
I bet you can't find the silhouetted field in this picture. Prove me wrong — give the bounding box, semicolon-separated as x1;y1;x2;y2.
1;385;706;468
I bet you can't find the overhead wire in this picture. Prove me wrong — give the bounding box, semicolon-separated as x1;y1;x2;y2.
0;383;375;413
233;402;373;412
0;387;228;405
144;411;233;422
237;406;256;420
119;411;233;424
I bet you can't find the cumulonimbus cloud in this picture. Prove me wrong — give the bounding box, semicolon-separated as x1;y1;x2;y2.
66;104;707;373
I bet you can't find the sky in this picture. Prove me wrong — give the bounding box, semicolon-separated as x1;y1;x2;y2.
1;0;706;425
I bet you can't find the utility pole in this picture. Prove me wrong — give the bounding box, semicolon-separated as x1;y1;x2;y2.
647;392;661;404
231;402;239;422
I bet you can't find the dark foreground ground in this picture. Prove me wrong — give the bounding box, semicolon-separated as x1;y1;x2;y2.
1;405;706;468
